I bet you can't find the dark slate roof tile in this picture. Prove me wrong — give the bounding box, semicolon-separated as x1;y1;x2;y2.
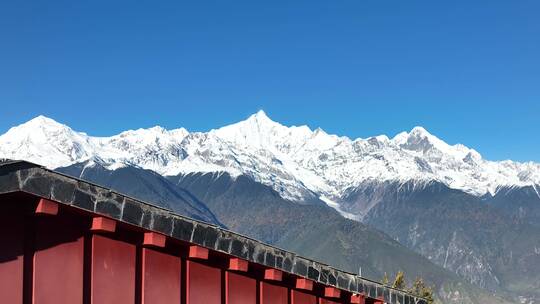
172;217;194;242
265;251;276;268
21;168;55;199
151;211;174;235
216;233;232;252
282;255;293;272
0;170;20;194
293;257;309;277
320;267;330;284
307;265;320;281
72;188;96;211
337;273;349;289
122;198;144;226
95;192;123;219
50;174;77;203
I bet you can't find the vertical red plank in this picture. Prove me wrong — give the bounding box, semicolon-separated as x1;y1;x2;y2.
186;261;221;304
91;235;136;304
141;248;181;304
0;205;25;304
33;218;84;304
225;271;256;304
260;282;287;304
291;290;317;304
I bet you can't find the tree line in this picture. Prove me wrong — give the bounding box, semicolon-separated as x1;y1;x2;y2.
382;271;434;304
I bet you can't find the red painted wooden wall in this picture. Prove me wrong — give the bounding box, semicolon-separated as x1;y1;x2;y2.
142;248;181;304
33;216;85;304
0;197;383;304
226;271;257;304
91;234;136;303
260;282;288;304
187;261;221;304
292;290;317;304
0;202;25;304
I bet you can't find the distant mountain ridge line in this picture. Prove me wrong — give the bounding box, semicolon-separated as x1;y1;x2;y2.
1;111;539;212
3;113;537;303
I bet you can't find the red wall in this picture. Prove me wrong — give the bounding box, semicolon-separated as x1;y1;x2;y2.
0;197;381;304
292;290;317;304
91;234;136;303
33;216;85;304
0;203;25;304
226;271;256;304
142;248;181;304
260;282;288;304
187;261;221;304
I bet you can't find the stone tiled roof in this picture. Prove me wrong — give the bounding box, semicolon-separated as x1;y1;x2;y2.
0;159;427;304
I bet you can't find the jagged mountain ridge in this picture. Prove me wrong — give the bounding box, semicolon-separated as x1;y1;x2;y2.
1;112;538;219
2;113;535;303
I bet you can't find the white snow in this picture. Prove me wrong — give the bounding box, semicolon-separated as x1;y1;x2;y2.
1;111;539;213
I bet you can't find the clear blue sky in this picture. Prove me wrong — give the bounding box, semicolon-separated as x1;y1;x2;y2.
1;1;539;161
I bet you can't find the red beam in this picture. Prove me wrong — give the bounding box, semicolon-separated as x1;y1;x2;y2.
350;294;366;304
188;245;209;260
143;232;166;248
324;286;341;298
296;278;314;291
35;198;58;215
90;217;116;233
264;269;283;281
228;258;249;272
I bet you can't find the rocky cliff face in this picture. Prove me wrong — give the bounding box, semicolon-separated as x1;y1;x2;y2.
355;181;540;302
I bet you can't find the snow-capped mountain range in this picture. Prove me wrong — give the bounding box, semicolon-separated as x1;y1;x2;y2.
1;111;539;217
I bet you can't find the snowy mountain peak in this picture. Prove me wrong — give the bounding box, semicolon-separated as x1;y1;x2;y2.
409;126;432;137
1;112;539;209
0;116;93;169
211;110;295;149
14;115;71;133
392;126;464;159
250;109;274;123
239;109;283;130
395;126;439;145
3;116;73;144
26;115;61;125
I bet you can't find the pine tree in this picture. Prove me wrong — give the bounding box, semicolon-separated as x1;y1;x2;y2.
382;272;389;286
409;277;434;304
392;271;406;289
